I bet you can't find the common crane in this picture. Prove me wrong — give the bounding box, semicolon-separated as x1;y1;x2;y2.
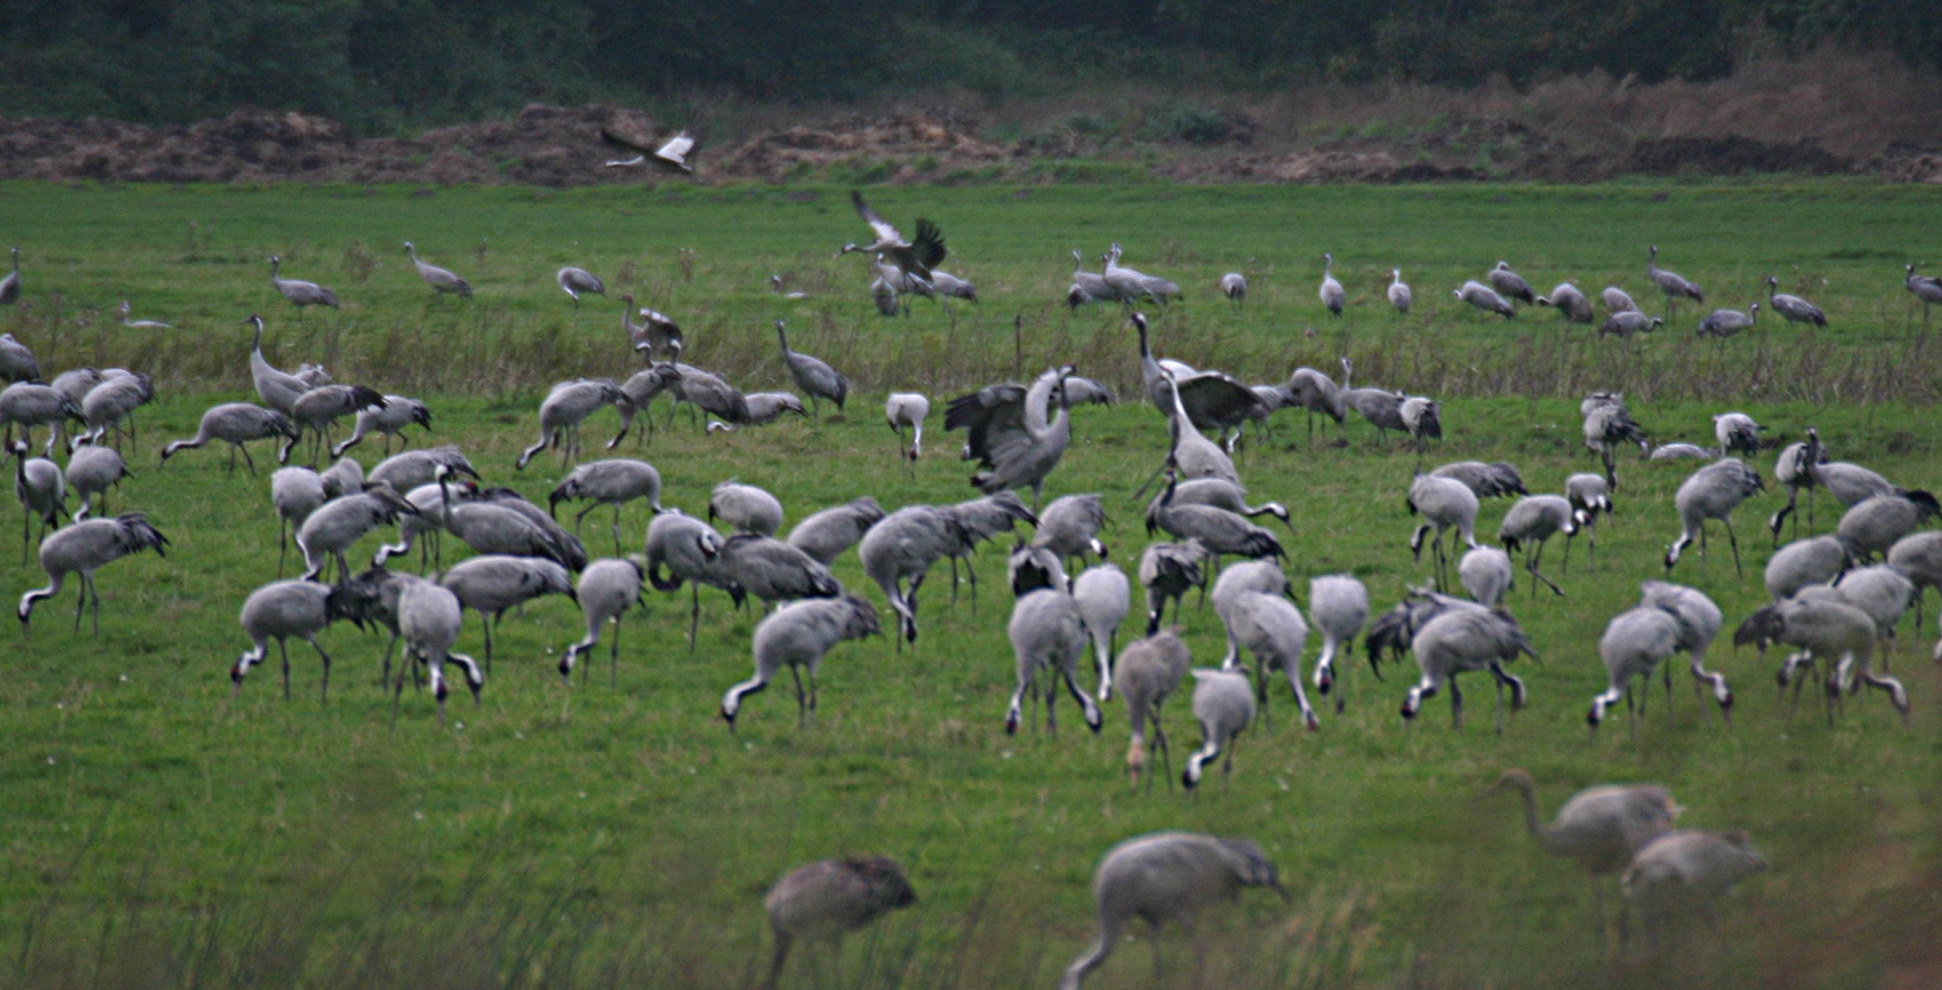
1387;269;1412;313
269;255;339;314
762;857;914;989
558;557;644;686
775;321;848;418
403;241;472;298
17;513;168;635
1765;276;1825;326
721;595;880;728
160;402;297;474
839;191;945;278
1535;282;1593;323
555;266;604;305
1646;245;1703;320
1318;253;1345;315
603;129;698;174
1487;261;1535;304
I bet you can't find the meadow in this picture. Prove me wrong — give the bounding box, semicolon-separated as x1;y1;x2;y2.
1;179;1939;989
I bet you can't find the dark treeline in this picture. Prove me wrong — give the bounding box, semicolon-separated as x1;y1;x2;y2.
2;0;1937;133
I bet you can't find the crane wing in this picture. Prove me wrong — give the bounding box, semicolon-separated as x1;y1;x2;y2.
1175;373;1269;427
851;191;902;244
653;131;698;173
945;383;1027;466
906;218;947;271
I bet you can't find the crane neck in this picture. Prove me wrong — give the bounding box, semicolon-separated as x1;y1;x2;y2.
776;323;790;353
1501;775;1555;848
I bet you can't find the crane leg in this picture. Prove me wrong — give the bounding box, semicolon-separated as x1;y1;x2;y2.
609;615;622;689
688;582;701;652
1724;519;1744;577
280;639;292;701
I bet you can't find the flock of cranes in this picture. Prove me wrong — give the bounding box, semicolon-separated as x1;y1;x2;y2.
3;193;1933;985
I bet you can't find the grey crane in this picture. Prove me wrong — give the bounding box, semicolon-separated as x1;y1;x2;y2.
1764;534;1853;600
1738;594;1908;724
1399;605;1534;732
1837;492;1940;559
1400;395;1441;465
1152;364;1239;486
762;856;914;990
1220;272;1247;305
884;391;930;468
1454;280;1516;319
1801;426;1898;508
769;273;808;300
1;382;82;456
393;573;483;721
1074;562;1131;701
1697;302;1759;339
245;315;311;414
785;496;883;567
1621;830;1766;954
617;295;684;361
1102;243;1179;304
332;395;432;457
775;321;849;418
1536;282;1593;323
1638;580;1732;713
1182;668;1260;787
66;443;129;521
1220;588;1320;730
1499;494;1576;596
283;384;386;466
557;557;643;686
1059;832;1285;990
549;458;662;553
1068;249;1114;308
318;454;364;501
721;594;879;728
518;379;623;469
1764;275;1825;326
78;373;155;448
1009;537;1069;598
863;253;937;316
1488;261;1535;304
1431;460;1528;499
1318;253;1345;315
1309;574;1369;706
1155;477;1291;532
1602;285;1639;313
367;445;478;493
1887;531;1942;627
927;268;976;301
946;364;1075;505
840;190;946;278
403;241;472;298
1284;364;1347;443
1587;605;1686;733
297;484;415;583
1599;311;1663;337
229;579;368;701
1583;392;1649;489
645;509;740;650
709;480;784;536
1460;546;1514;606
1665;457;1764;575
554;266;604;305
0;247;18;305
1905;263;1942;323
1712;412;1762;458
857;504;960;647
269;255;339;315
0;333;39;382
934;492;1038;612
1646;245;1704;320
1565;472;1613;570
434;471;585;572
1647;442;1712;460
1033;493;1108;571
1117;629;1191;786
49;368;102;409
1341;377;1409;444
1407;473;1482;589
1209;559;1289;670
1767;438;1825;542
17;513;168;634
117;300;172;328
270;466;326;576
1003;587;1103;735
603;128;697;173
440;554;575;669
1366;589;1500;675
1493;768;1678;931
714;534;842;608
10;439;65;562
1139;539;1207;635
713;391;805;426
1149;469;1283;562
666;363;749;431
1834;564;1917;647
1387;269;1412;313
161;402;296;473
607;362;683;448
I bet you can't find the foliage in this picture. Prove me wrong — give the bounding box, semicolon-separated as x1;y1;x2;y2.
1;1;1939;131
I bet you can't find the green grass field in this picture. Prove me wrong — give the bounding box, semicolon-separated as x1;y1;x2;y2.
1;181;1939;989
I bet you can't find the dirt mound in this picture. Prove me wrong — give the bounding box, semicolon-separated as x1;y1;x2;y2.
721;114;1009;182
1626;135;1851;176
1189;149;1478;183
1873;145;1942;184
